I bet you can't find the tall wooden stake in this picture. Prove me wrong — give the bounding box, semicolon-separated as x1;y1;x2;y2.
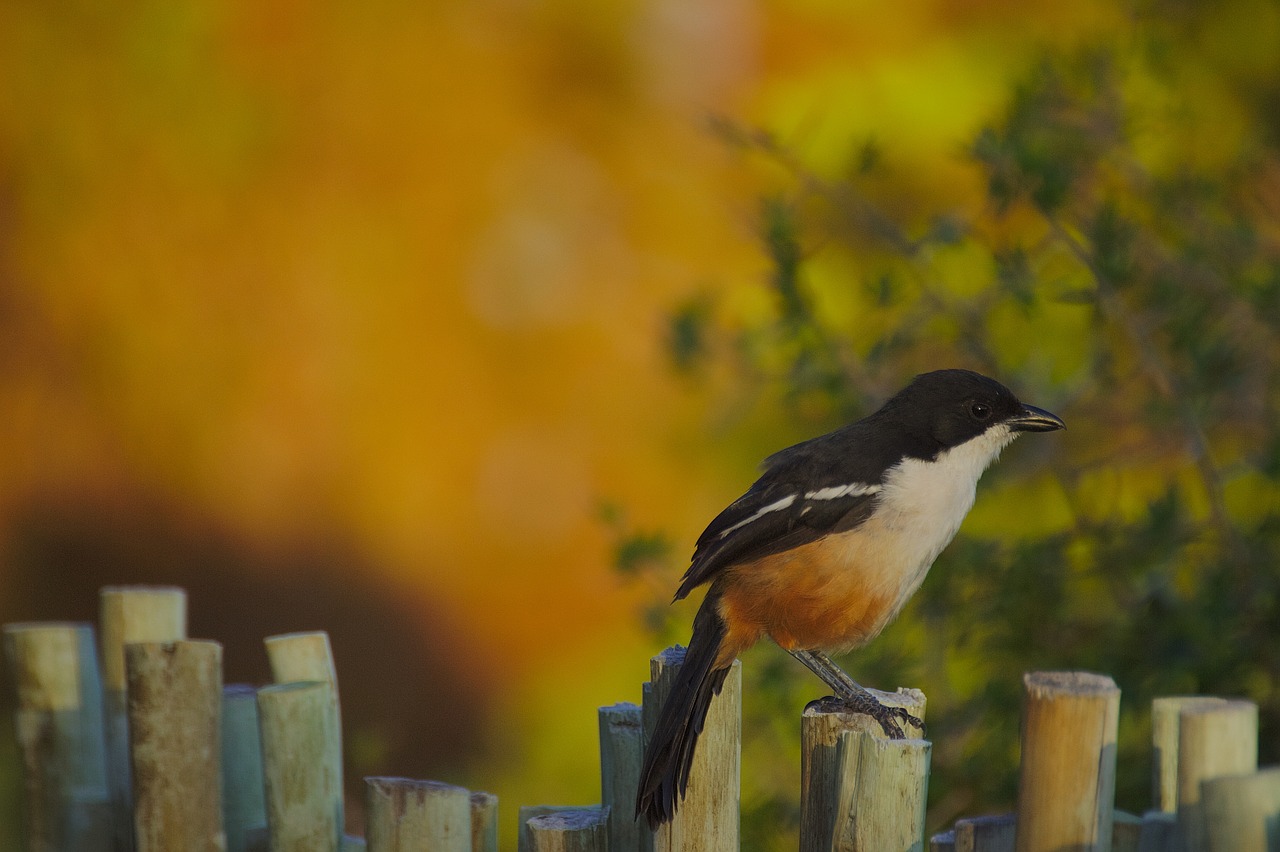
126;640;224;852
3;622;112;852
642;648;741;852
1175;699;1258;852
799;690;927;852
258;681;343;852
365;777;470;852
1015;671;1119;852
600;701;647;852
100;585;187;852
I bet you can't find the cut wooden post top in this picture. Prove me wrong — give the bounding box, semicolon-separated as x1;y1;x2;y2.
99;586;187;692
528;808;610;831
264;631;337;685
1023;671;1118;696
3;622;95;711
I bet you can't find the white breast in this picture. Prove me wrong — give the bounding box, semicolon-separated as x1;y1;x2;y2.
847;423;1018;626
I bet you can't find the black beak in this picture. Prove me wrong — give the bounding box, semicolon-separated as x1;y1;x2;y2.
1009;404;1065;433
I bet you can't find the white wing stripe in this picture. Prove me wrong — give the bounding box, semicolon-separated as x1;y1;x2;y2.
804;483;881;500
717;495;797;539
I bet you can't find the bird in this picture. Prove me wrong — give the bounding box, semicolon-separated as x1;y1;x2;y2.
634;368;1064;828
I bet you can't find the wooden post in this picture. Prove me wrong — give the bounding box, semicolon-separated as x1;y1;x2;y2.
527;807;610;852
1200;767;1280;852
470;791;499;852
518;806;586;852
1150;697;1227;813
642;648;741;852
600;701;647;852
799;690;927;852
3;622;112;852
1135;812;1175;852
1176;699;1258;852
364;777;470;852
1015;671;1120;852
1109;810;1142;852
224;684;268;852
125;640;224;852
100;585;187;852
954;814;1016;852
831;730;930;851
258;681;343;852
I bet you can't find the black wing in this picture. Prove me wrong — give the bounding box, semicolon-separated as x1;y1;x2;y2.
672;428;887;601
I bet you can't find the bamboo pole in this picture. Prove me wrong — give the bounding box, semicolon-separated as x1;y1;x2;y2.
599;701;647;852
365;777;470;852
799;690;927;852
526;807;610;852
1150;697;1227;813
954;813;1016;852
470;791;499;852
642;648;741;852
100;585;187;852
1135;811;1175;852
3;622;112;852
1176;699;1258;852
1200;767;1280;852
1015;671;1120;852
258;681;342;852
223;684;268;852
125;640;224;852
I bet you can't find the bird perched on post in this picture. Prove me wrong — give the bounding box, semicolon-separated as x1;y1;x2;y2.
635;369;1064;828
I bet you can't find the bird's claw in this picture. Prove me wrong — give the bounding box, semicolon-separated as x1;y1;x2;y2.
835;693;925;739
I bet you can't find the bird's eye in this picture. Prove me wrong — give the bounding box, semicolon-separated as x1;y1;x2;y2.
970;402;992;420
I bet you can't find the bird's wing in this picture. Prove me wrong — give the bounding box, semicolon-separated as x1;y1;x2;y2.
672;465;882;601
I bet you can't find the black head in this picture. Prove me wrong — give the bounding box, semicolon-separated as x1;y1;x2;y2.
879;369;1064;450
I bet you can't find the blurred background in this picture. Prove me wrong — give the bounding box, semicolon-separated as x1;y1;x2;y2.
2;0;1278;848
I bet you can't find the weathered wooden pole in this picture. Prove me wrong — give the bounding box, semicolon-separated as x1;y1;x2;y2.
1150;696;1227;814
641;648;741;852
527;807;610;852
1109;810;1142;852
470;791;499;852
1176;699;1258;852
3;622;112;852
258;680;343;852
125;640;224;852
1135;812;1175;852
100;584;187;852
799;689;927;852
599;701;646;852
223;684;268;852
832;729;931;851
364;777;470;852
1015;671;1120;852
954;813;1015;852
1200;767;1280;852
519;806;586;852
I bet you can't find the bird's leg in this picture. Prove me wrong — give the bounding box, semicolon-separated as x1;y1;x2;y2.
787;649;925;739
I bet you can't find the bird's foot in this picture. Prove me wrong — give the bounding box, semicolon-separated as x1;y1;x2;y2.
834;692;925;739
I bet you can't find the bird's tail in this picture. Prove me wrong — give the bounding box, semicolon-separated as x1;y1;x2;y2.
635;589;731;828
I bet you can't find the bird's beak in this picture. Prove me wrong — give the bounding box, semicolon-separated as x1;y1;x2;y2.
1008;404;1065;433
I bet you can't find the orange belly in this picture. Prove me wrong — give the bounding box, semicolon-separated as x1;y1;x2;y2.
712;529;909;668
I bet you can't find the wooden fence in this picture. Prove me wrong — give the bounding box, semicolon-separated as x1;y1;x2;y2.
4;585;1279;852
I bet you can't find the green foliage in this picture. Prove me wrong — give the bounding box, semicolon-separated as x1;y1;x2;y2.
628;6;1280;840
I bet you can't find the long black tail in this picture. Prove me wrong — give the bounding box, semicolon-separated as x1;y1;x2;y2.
635;590;730;828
